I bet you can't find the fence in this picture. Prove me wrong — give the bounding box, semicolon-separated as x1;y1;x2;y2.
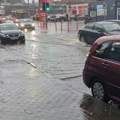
37;20;84;33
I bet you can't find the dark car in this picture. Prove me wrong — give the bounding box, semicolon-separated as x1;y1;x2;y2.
78;21;120;45
109;20;120;25
0;23;25;45
83;35;120;104
18;18;35;31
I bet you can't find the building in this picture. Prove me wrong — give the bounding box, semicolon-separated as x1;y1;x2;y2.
1;0;25;4
0;0;36;17
52;0;107;21
107;0;120;19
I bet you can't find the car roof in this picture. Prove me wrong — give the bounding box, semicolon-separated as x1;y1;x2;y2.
90;35;120;53
96;21;116;25
107;19;120;22
94;35;120;45
0;23;16;25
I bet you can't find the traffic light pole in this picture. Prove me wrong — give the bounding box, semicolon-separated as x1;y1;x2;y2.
42;2;48;30
39;0;41;9
45;2;48;29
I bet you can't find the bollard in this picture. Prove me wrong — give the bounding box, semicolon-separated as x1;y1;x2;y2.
55;22;57;32
76;20;79;31
61;21;63;32
67;20;70;32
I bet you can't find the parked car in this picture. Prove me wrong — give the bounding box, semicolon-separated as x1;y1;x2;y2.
73;15;85;21
18;18;35;31
13;18;20;27
47;14;68;22
0;23;25;45
78;21;120;45
5;20;14;23
83;35;120;104
56;14;68;21
47;15;57;22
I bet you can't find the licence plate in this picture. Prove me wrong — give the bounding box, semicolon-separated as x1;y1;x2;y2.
11;37;18;40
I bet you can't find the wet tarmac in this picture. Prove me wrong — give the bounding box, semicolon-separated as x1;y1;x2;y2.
0;21;120;120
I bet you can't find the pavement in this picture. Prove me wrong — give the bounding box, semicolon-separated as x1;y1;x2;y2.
0;21;120;120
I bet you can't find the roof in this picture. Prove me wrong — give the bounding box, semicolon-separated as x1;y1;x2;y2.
94;35;120;45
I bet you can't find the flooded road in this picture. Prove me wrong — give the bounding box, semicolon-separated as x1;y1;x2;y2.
0;21;120;120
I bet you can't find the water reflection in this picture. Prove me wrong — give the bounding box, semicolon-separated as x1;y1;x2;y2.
80;94;120;120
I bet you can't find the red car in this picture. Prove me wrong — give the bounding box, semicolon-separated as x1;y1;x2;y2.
83;35;120;104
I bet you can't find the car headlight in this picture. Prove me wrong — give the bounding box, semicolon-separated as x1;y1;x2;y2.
16;23;19;27
32;23;35;26
19;32;24;36
0;33;9;38
5;34;9;37
20;23;25;27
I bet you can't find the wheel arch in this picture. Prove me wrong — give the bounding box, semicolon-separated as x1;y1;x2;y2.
89;76;104;88
89;76;110;101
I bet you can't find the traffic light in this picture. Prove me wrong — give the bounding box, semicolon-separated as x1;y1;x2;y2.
42;3;50;12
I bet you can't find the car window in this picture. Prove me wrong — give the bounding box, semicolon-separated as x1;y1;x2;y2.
85;23;94;29
0;24;18;31
95;42;112;58
94;24;105;32
96;41;120;62
102;22;120;32
105;42;120;62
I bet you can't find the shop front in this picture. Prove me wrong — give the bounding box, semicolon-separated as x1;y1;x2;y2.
67;0;107;22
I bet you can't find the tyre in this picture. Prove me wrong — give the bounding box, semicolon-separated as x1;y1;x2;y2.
91;80;109;102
